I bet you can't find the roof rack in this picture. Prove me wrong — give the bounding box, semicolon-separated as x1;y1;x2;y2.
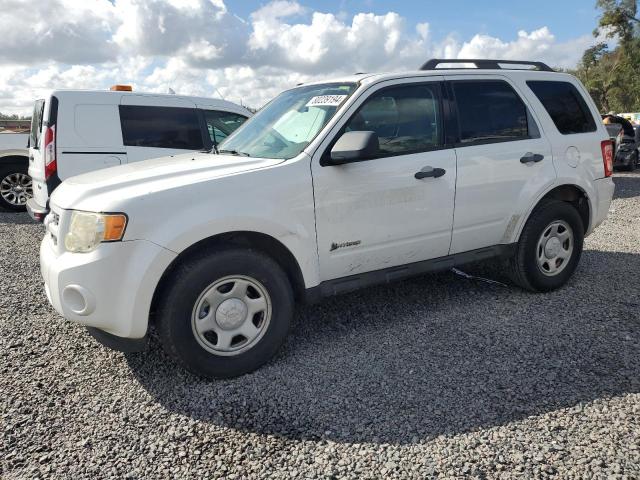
420;59;554;72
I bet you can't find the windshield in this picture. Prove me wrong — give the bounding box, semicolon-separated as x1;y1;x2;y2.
219;83;358;159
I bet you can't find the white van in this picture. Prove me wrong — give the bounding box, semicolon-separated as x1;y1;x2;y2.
27;87;251;221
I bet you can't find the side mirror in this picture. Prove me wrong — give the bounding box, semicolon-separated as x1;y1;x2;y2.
328;131;379;165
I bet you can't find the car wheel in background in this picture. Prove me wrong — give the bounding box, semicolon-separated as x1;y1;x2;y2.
0;163;32;212
156;248;294;379
508;199;584;292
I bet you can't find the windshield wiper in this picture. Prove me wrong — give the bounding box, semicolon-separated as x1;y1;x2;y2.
200;144;219;154
218;149;251;157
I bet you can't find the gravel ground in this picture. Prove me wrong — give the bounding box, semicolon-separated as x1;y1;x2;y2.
2;173;640;479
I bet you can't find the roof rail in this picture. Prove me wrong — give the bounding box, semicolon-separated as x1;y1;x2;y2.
420;59;554;72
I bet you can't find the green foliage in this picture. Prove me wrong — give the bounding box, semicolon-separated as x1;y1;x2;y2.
574;1;640;113
595;0;639;41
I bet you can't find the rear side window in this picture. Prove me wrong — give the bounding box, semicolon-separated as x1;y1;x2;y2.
30;99;45;148
203;110;248;144
343;83;442;157
452;80;529;144
119;106;204;150
527;81;597;135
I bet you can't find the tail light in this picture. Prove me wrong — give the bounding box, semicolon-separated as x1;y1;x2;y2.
601;140;613;177
43;125;56;180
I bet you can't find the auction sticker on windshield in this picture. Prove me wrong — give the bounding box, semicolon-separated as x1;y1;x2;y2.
305;95;348;107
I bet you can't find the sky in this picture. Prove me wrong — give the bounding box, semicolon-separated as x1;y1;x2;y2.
0;0;604;115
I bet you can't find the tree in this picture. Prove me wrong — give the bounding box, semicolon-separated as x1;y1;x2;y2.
595;0;640;42
574;1;640;113
0;113;30;120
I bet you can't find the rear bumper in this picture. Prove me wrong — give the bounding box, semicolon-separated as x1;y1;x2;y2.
26;198;48;222
589;176;615;234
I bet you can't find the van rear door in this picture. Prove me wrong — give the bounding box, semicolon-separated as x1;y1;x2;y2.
28;97;58;216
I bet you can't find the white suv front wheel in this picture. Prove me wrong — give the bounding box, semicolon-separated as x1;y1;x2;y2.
157;248;294;379
509;199;584;292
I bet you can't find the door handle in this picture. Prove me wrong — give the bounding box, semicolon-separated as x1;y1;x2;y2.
103;156;122;166
520;153;544;164
415;166;446;179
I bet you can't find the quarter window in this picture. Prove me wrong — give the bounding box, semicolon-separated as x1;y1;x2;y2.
453;81;529;144
119;105;204;150
527;81;597;135
343;83;442;157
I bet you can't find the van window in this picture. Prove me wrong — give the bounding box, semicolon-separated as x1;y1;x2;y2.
452;80;529;144
527;81;597;135
119;105;204;150
343;83;442;157
203;111;248;144
30;99;45;148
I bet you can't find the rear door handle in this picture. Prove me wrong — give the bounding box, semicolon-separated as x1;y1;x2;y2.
415;166;446;179
520;153;544;164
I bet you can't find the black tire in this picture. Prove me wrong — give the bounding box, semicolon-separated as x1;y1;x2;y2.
508;199;584;292
156;248;294;379
0;162;31;212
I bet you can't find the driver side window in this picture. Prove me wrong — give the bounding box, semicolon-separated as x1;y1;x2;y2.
345;83;442;157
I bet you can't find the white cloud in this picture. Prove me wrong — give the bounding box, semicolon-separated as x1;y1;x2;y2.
113;0;249;67
0;0;599;114
457;27;594;69
0;0;118;65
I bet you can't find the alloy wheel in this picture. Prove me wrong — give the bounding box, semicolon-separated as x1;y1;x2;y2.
0;172;32;206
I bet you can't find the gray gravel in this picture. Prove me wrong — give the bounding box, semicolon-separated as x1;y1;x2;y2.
2;173;640;479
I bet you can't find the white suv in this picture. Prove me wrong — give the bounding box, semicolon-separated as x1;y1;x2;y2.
26;87;251;221
39;60;615;378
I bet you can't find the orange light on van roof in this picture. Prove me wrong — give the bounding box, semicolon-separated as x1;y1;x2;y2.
110;85;132;91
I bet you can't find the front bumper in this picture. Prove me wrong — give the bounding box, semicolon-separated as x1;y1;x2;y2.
41;233;177;340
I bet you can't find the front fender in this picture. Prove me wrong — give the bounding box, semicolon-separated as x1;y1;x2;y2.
122;157;321;288
163;217;319;288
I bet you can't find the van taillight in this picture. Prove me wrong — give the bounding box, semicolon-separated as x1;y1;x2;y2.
44;125;56;180
601;140;613;177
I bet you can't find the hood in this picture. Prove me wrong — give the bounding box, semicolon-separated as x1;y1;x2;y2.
51;151;283;210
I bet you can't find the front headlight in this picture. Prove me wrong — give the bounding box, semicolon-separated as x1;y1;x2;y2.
64;211;128;253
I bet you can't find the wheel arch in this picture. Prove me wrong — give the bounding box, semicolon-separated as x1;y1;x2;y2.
149;230;307;325
0;154;29;166
515;183;591;242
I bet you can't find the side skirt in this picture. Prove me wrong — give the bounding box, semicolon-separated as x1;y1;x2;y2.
304;244;516;303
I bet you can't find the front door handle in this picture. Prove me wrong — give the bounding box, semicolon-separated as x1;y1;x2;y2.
415;166;446;179
520;153;544;164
